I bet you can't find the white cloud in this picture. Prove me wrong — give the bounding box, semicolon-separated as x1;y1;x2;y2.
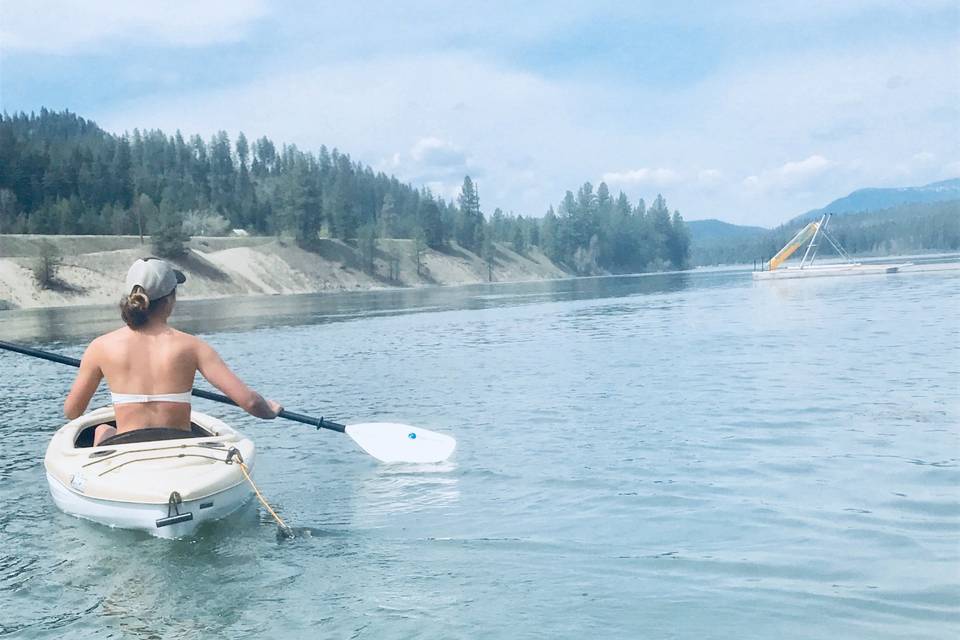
423;181;462;203
602;167;680;186
94;37;959;226
891;150;936;177
0;1;268;54
388;137;475;188
742;155;833;192
779;154;832;183
892;150;953;179
720;0;958;26
697;169;723;186
99;53;602;214
410;137;467;167
941;160;960;178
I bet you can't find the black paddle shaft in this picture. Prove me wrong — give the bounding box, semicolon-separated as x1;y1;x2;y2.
0;340;346;433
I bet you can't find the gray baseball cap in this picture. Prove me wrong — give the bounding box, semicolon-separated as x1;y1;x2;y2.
125;258;185;301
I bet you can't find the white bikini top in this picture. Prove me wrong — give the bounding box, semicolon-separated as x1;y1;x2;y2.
111;391;193;405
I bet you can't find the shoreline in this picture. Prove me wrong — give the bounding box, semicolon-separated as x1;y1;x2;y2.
0;234;570;311
1;271;578;315
4;235;951;314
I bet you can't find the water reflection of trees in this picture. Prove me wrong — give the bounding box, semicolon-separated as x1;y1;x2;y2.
2;271;708;345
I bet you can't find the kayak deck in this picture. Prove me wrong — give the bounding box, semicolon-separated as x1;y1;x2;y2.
45;407;255;538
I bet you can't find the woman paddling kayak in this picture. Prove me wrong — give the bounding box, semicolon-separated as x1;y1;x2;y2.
64;257;282;446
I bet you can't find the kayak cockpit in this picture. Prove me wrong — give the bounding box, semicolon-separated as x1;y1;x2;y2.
72;421;215;448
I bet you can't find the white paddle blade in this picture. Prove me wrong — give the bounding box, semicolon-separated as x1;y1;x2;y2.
345;423;457;463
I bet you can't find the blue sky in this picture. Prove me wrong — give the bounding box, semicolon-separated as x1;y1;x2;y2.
1;1;958;226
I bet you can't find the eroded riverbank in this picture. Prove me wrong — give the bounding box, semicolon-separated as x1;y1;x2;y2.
0;234;567;310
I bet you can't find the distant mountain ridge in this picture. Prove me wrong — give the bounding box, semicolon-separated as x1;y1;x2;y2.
789;178;960;225
686;218;766;239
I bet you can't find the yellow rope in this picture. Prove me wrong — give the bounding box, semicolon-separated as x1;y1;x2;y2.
237;460;293;538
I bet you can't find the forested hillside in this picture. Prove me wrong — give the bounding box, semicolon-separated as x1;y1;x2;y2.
0;109;691;274
0;109;457;248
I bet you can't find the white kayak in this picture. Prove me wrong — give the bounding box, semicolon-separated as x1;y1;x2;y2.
45;406;255;539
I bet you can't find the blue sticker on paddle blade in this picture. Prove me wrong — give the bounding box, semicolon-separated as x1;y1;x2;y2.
408;432;417;439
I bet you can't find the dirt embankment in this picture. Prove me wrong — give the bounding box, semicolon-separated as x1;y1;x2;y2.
0;235;568;309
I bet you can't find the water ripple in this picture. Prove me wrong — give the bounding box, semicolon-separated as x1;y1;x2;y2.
0;268;957;638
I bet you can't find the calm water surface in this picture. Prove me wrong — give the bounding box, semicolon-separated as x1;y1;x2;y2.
1;267;958;639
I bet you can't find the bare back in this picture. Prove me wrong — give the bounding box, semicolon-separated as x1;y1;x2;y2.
65;324;278;436
97;326;197;431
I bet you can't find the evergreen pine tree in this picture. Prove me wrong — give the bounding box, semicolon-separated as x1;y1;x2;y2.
151;198;190;258
512;222;527;254
357;222;378;273
379;193;397;238
419;198;444;248
457;176;483;253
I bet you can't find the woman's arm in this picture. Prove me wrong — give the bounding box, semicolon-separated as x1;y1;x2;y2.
195;338;281;419
64;341;104;419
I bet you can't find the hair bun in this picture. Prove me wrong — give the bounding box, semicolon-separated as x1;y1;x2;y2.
128;291;149;310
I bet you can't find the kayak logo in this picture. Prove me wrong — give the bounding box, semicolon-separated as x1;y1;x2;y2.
70;472;86;493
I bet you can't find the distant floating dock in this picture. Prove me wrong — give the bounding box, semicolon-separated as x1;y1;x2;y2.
753;262;909;280
753;213;912;281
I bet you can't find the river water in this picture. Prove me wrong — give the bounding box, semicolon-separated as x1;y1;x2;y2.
1;265;958;639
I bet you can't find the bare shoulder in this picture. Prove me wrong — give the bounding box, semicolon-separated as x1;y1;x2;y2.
174;329;203;347
82;328;124;367
173;330;214;357
88;328;124;353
